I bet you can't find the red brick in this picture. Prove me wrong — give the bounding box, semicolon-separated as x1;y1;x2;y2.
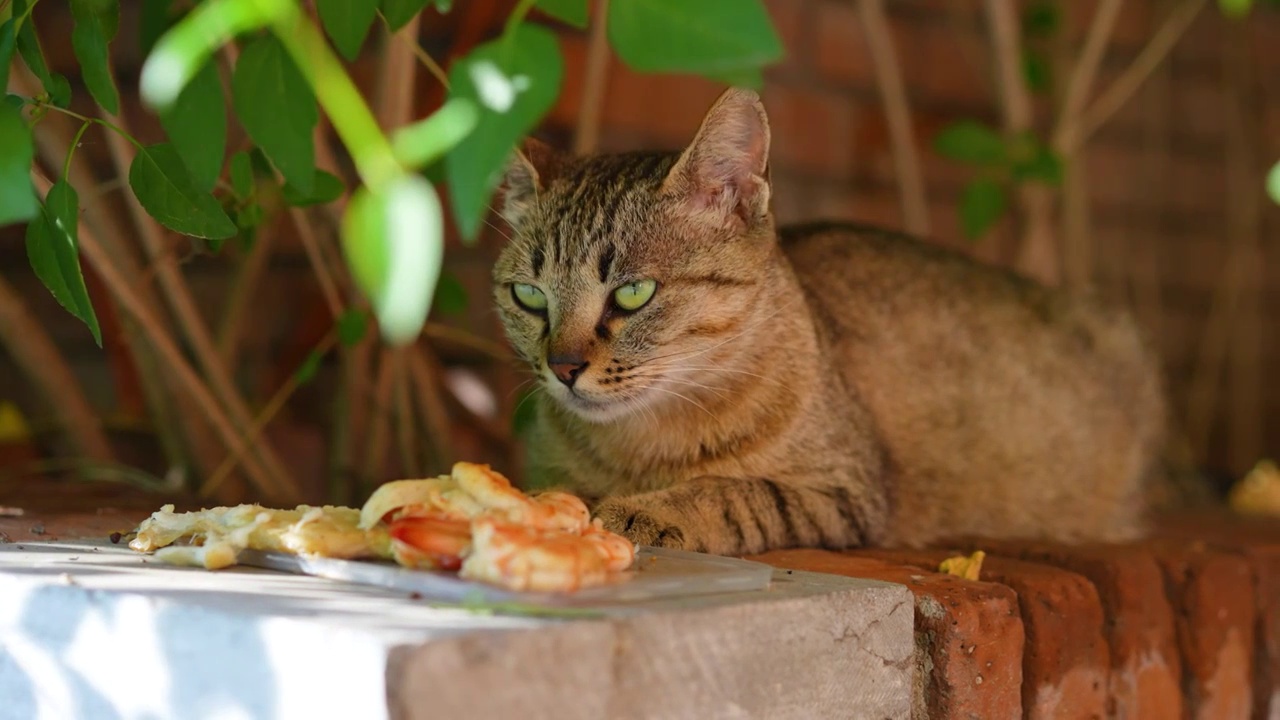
1149;540;1256;720
762;0;811;73
1158;513;1280;719
977;542;1184;720
852;549;1110;720
751;549;1024;720
811;0;873;87
762;82;859;178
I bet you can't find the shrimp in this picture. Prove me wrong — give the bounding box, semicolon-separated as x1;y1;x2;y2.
460;518;609;592
452;462;589;532
387;513;472;571
580;518;637;572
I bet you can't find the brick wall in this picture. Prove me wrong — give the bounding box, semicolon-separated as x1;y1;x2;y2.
0;0;1276;483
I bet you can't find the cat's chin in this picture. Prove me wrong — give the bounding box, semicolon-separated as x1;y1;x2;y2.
551;390;635;424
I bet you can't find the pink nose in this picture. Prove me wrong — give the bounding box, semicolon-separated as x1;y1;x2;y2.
548;355;588;387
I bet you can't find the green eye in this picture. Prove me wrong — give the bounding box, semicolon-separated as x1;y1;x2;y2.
512;283;548;311
613;279;657;311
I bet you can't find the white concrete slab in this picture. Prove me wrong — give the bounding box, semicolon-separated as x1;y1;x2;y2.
0;541;914;720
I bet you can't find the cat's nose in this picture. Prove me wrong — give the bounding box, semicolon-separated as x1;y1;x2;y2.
548;355;589;387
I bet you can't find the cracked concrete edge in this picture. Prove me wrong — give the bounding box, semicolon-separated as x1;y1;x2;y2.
388;575;916;720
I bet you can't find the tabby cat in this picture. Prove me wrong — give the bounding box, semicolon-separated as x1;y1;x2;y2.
491;87;1171;556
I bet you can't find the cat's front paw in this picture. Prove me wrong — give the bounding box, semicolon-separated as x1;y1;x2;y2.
594;498;688;550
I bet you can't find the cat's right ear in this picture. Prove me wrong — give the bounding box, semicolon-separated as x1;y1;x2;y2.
500;137;566;227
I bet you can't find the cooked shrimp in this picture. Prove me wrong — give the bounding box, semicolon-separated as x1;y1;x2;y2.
452;462;588;531
387;514;472;571
460;518;609;592
580;519;637;572
530;491;592;533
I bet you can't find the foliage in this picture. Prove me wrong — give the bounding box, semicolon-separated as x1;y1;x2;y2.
0;0;783;349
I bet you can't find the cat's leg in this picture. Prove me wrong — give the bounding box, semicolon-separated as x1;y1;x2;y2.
592;475;886;556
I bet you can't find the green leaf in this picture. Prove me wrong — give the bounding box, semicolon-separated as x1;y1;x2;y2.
445;23;563;241
232;35;317;195
1266;160;1280;205
381;0;430;30
1;20;16;91
607;0;782;80
432;270;468;315
1218;0;1253;17
128;143;237;243
959;179;1006;241
392;97;479;169
160;61;226;192
294;350;324;385
25;181;102;346
317;0;378;61
282;170;345;206
229;150;254;198
537;0;588;28
70;0;122;114
1012;145;1063;186
336;309;368;346
1022;53;1051;94
139;0;177;56
341;174;445;345
934;121;1007;165
0;103;38;227
2;95;22;111
13;1;71;107
1022;1;1059;36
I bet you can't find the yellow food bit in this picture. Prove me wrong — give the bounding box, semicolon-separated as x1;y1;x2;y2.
1228;459;1280;517
939;550;986;581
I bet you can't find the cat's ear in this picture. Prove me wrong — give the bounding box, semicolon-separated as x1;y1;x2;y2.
500;137;567;227
663;87;772;227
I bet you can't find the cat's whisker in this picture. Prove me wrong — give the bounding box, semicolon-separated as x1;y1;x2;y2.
511;384;545;421
640;385;716;420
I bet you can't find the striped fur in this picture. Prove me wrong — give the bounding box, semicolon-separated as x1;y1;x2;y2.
491;88;1170;555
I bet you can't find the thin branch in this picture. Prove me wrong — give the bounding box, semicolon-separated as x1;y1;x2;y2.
423;322;513;361
1070;0;1209;153
1052;0;1122;152
99;111;301;501
31;173;291;503
201;331;340;498
981;0;1059;284
0;274;115;462
14;70;218;481
573;0;612;156
856;0;930;236
289;207;345;316
217;221;278;367
407;346;457;470
392;350;421;477
376;11;422;131
392;19;450;89
362;349;396;487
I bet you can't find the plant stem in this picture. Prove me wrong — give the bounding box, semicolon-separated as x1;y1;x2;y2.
63;121;92;180
503;0;538;41
1070;0;1208;153
856;0;929;236
268;6;400;190
573;0;610;155
23;99;140;148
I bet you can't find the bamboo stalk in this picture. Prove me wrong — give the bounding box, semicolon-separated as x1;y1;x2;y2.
216;220;278;368
361;349;396;488
856;0;930;236
392;350;421;477
1052;0;1122;153
407;347;457;471
0;274;115;463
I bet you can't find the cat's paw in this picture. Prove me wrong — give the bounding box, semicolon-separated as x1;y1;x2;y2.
594;498;688;550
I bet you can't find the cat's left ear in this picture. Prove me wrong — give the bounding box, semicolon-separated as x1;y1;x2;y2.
500;137;568;227
663;87;772;227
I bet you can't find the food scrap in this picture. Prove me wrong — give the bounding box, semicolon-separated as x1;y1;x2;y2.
1228;459;1280;518
128;462;637;593
938;550;985;581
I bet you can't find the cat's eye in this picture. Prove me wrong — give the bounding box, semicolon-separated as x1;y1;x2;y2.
613;279;657;311
511;283;548;312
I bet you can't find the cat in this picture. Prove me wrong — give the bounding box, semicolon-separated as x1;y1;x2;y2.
490;87;1177;556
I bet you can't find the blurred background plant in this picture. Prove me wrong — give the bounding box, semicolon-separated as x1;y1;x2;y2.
0;0;1276;509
